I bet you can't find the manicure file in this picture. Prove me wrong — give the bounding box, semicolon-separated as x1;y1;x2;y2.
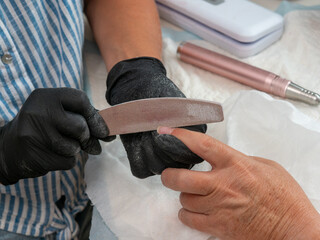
99;98;223;136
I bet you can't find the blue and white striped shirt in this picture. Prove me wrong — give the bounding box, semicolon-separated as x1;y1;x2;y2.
0;1;89;239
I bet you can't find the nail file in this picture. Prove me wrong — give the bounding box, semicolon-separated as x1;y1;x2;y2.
99;98;224;136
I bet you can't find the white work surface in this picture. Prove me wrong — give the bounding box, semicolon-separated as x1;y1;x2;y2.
84;3;320;240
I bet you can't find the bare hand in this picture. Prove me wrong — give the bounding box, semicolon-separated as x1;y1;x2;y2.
158;127;320;240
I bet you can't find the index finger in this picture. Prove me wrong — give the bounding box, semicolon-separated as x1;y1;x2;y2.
158;127;244;168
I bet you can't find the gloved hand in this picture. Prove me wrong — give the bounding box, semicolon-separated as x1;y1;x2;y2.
0;88;114;185
106;57;207;178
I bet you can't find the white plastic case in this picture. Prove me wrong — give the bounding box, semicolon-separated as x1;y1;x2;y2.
156;0;284;58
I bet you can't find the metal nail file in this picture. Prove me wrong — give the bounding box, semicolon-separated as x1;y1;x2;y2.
99;98;224;136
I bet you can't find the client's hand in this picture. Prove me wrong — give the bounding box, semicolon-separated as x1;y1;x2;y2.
159;127;320;240
105;57;206;178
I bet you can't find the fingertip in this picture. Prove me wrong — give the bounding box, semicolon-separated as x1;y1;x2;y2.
89;111;110;139
100;135;116;142
157;127;195;144
178;208;208;233
178;208;184;221
64;156;77;170
157;127;199;140
160;168;171;186
161;168;181;188
157;126;175;135
178;208;191;225
82;138;102;155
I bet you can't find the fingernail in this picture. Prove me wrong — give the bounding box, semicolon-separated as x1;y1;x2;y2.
178;209;184;220
157;126;174;135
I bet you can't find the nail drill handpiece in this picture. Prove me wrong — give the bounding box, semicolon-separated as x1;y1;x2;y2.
177;42;320;105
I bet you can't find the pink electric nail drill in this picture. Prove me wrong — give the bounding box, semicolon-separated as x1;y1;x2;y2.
177;42;320;105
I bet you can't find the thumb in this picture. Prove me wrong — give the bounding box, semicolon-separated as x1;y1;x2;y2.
58;88;110;139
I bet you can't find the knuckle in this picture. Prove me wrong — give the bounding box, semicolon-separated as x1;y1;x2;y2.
161;169;178;187
50;136;61;147
198;177;212;195
199;137;229;159
77;90;90;105
52;139;80;157
199;136;215;155
65;157;77;169
74;120;88;135
19;107;40;120
179;192;188;206
18;133;33;145
29;88;43;97
160;170;171;186
28;88;50;101
180;193;199;212
182;212;203;230
232;160;258;188
216;144;231;158
266;159;282;168
253;156;283;170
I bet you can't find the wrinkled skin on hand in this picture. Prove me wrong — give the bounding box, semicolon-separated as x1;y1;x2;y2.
106;57;207;178
161;128;320;240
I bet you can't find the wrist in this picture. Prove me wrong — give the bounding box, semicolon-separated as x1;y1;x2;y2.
106;57;167;104
272;204;320;240
285;212;320;239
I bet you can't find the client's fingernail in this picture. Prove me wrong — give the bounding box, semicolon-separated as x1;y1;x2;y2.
157;126;174;135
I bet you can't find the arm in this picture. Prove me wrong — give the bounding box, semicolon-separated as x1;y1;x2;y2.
159;127;320;239
84;0;162;71
84;0;207;178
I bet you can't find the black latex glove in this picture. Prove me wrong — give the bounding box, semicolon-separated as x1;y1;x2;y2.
106;57;207;178
0;88;115;185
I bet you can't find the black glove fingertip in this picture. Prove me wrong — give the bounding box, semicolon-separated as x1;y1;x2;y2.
183;124;207;134
153;133;204;165
87;110;111;140
120;134;155;179
100;135;116;142
82;138;102;155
